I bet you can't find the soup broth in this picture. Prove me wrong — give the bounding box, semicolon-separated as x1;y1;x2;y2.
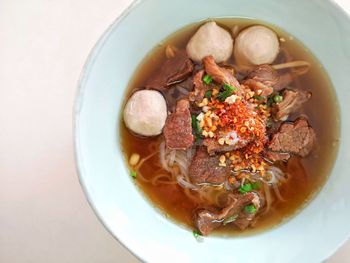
120;18;340;236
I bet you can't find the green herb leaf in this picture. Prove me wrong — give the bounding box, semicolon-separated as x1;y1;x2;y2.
238;183;253;194
203;74;213;85
273;94;283;103
223;83;237;92
267;96;274;107
130;170;137;179
193;229;202;239
217;90;232;102
244;204;257;214
223;215;238;225
204;90;212;99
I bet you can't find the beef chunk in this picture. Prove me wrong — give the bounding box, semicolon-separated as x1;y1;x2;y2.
194;209;222;236
202;56;242;92
233;191;264;230
163;78;193;112
247;64;279;87
242;64;297;93
203;138;248;155
264;150;291;162
273;89;311;121
163;99;194;149
268;118;316;157
273;72;294;91
146;51;194;90
189;147;230;184
242;64;278;96
189;70;210;103
194;193;255;235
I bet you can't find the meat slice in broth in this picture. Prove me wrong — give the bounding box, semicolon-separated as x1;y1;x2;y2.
189;70;210;103
195;193;256;235
242;64;277;96
189;147;230;184
146;50;194;90
163;99;194;149
203;137;249;156
268;118;316;157
273;89;311;121
264;150;291;162
202;56;242;93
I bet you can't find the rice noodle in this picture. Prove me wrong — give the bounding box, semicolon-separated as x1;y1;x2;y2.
177;176;198;190
135;150;159;170
264;166;286;185
272;60;310;75
151;173;177;186
169;150;176;167
135;172;151;183
262;182;272;214
272;183;286;202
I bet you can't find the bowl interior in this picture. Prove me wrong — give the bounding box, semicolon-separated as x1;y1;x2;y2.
75;0;350;262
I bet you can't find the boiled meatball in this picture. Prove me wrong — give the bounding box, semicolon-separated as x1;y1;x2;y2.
123;90;167;136
234;25;279;68
186;21;233;63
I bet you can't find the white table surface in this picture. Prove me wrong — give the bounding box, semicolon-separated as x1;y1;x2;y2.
1;0;350;262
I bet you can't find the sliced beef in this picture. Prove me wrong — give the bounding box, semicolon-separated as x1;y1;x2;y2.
145;51;194;90
189;70;210;103
233;191;264;230
203;138;248;155
189;147;231;184
264;150;291;162
194;209;222;236
163;99;194;149
268;118;316;157
163;78;193;112
242;79;273;96
194;193;255;235
242;64;278;96
242;64;296;93
247;64;279;87
273;89;311;121
273;72;294;91
202;56;242;93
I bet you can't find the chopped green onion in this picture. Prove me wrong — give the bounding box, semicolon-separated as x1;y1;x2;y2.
191;115;202;141
244;204;257;214
267;96;274;107
193;229;202;239
239;183;253;194
130;170;137;179
251;182;260;190
253;95;265;101
273;94;283;103
223;83;237;92
239;182;260;194
217;90;232;102
203;74;213;85
204;90;212;99
223;215;238;225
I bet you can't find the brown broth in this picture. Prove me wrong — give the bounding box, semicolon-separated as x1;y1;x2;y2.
120;18;340;236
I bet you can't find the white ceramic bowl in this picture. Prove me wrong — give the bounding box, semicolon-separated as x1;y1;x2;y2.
74;0;350;262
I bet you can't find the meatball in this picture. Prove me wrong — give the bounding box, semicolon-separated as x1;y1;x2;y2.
123;90;167;136
186;21;233;63
234;25;280;68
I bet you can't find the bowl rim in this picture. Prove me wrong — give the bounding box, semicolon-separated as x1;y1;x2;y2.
73;0;350;262
73;0;143;261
